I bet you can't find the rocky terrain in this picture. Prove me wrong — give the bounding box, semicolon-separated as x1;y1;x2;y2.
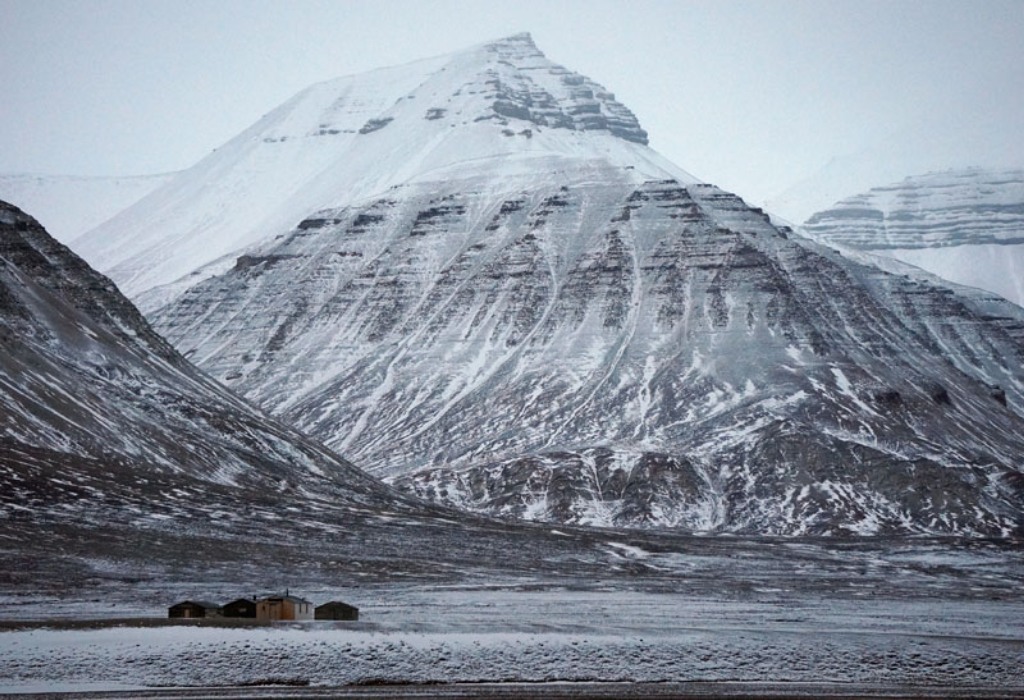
803;167;1024;307
133;37;1024;535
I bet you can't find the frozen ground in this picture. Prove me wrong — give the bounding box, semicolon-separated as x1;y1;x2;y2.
3;496;1023;696
2;574;1023;696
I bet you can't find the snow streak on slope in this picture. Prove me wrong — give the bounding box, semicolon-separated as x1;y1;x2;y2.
803;168;1024;307
0;173;172;244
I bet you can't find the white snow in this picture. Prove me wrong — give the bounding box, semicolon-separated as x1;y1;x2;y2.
2;588;1022;692
830;367;877;416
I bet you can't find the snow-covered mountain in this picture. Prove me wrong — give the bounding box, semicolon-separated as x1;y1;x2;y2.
137;35;1024;535
802;168;1024;307
73;33;667;311
0;199;684;591
0;199;403;511
0;172;172;244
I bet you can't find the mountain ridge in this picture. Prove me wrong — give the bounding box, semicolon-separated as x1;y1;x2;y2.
802;167;1024;307
0;199;391;496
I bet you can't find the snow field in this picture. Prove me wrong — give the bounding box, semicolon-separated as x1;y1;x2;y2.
2;588;1023;692
2;616;1021;692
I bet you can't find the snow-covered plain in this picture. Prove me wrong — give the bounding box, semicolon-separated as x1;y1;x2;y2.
2;538;1023;695
2;585;1023;693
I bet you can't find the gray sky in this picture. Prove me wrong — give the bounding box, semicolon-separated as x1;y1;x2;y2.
2;0;1022;218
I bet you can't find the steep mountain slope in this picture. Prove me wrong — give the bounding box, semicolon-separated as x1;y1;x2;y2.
145;36;1024;536
0;200;393;499
0;172;172;244
803;168;1024;307
2;199;663;592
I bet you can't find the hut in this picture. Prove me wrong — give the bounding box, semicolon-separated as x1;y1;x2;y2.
222;597;258;618
168;600;222;619
315;601;359;621
256;593;313;621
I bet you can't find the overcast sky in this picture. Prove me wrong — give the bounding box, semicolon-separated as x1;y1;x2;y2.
2;0;1022;219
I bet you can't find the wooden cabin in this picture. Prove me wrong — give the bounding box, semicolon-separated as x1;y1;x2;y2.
222;597;258;618
256;593;313;621
315;601;359;621
168;600;222;619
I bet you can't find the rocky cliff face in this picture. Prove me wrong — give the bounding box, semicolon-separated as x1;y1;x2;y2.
803;168;1024;307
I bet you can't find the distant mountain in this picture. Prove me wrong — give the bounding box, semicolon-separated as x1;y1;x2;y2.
766;107;1024;225
0;172;172;244
803;168;1024;307
139;35;1024;536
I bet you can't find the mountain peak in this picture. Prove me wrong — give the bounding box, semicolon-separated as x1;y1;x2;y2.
75;33;664;301
488;31;537;47
458;32;648;145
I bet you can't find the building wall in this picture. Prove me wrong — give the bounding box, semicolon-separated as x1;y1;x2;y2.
289;600;314;620
256;598;313;621
223;600;257;618
169;603;220;618
315;604;359;620
256;599;284;621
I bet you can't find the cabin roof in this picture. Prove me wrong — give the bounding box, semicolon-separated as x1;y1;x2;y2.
171;600;221;609
260;594;311;604
317;600;358;609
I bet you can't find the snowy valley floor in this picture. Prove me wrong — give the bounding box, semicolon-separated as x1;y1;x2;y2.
2;560;1024;697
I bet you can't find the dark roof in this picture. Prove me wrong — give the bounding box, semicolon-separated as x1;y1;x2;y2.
316;600;358;610
260;594;311;605
171;600;222;609
224;597;256;606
